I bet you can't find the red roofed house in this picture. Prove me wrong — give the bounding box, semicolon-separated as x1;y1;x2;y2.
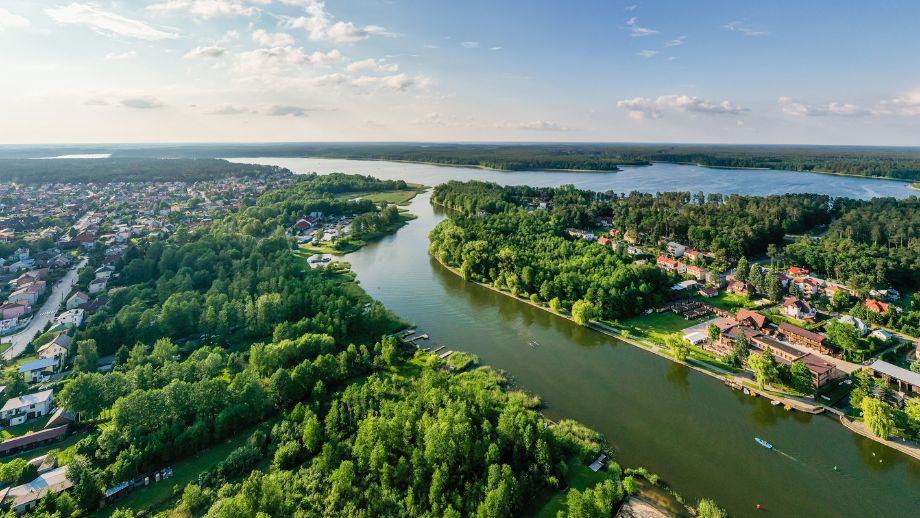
657;256;679;272
736;308;768;330
789;266;810;276
781;297;816;320
687;265;706;281
727;281;755;297
863;299;890;314
597;236;611;246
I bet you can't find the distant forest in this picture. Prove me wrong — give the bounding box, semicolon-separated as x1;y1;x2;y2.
2;143;919;180
0;158;289;184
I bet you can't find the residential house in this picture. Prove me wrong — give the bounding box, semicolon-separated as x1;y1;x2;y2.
8;286;40;306
837;315;869;336
94;265;115;279
18;359;57;384
88;277;107;294
65;291;90;310
683;249;705;264
0;465;72;514
869;329;894;342
698;287;718;298
75;231;95;248
0;303;29;320
792;277;822;298
597;236;611;246
0;424;68;458
869;360;920;396
778;322;831;354
666;241;686;257
0;316;18;333
863;299;890;315
736;308;768;331
781;297;816;320
687;265;707;281
656;256;679;272
55;309;84;328
789;266;810;276
0;389;54;426
797;353;840;388
38;333;71;362
727;281;755;297
824;284;850;301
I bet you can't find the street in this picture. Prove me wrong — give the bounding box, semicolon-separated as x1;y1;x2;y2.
1;256;87;361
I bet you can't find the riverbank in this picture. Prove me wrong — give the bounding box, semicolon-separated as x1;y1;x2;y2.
667;161;914;184
429;254;920;460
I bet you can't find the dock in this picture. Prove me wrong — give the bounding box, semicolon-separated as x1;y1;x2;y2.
431;346;445;353
438;350;454;359
406;334;429;343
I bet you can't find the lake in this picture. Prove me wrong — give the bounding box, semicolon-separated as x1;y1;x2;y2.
234;157;920;517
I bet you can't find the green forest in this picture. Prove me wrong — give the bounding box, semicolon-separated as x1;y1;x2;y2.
16;142;918;179
0;158;287;184
432;180;835;264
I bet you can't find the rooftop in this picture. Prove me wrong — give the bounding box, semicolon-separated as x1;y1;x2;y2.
870;360;920;387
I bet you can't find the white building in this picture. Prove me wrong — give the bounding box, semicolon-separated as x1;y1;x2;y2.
88;278;107;294
0;389;54;426
55;309;84;328
667;241;687;257
0;466;73;514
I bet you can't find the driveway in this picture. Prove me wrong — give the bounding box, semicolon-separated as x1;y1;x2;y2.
1;256;87;361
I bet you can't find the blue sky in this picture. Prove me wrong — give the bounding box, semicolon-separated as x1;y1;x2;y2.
1;1;919;144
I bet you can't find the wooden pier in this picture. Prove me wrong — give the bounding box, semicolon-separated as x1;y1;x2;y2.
438;350;454;359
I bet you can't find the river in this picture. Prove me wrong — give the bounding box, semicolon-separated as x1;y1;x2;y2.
235;158;920;517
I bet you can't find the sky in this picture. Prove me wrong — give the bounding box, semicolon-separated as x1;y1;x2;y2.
1;0;919;145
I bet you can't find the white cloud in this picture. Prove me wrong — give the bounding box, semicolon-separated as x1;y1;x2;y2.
252;29;295;46
664;36;686;47
105;51;137;60
617;95;747;119
778;97;870;117
45;3;178;41
281;0;389;43
267;105;312;117
625;4;638;11
494;120;566;131
121;96;166;109
221;29;240;42
461;41;480;48
237;46;343;73
352;73;428;93
147;0;260;19
637;50;658;58
184;46;227;59
209;105;250;115
490;46;502;51
346;58;398;73
722;21;767;37
0;8;30;31
625;16;637;26
311;72;347;86
879;88;920;116
631;27;658;37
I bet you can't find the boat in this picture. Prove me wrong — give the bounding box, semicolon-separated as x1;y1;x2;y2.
743;387;749;395
754;437;773;449
771;400;782;406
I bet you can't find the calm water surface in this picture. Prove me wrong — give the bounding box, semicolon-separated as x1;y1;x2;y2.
237;158;919;517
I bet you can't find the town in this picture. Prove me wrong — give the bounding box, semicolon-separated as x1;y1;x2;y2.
0;171;296;512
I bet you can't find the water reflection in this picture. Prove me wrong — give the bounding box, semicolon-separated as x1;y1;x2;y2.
666;362;691;390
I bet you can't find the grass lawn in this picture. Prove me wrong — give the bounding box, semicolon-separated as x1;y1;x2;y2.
336;187;426;206
699;292;759;312
532;457;613;518
0;416;50;440
99;424;268;518
616;311;697;345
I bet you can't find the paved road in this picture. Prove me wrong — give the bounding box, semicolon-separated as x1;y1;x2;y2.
1;257;87;361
